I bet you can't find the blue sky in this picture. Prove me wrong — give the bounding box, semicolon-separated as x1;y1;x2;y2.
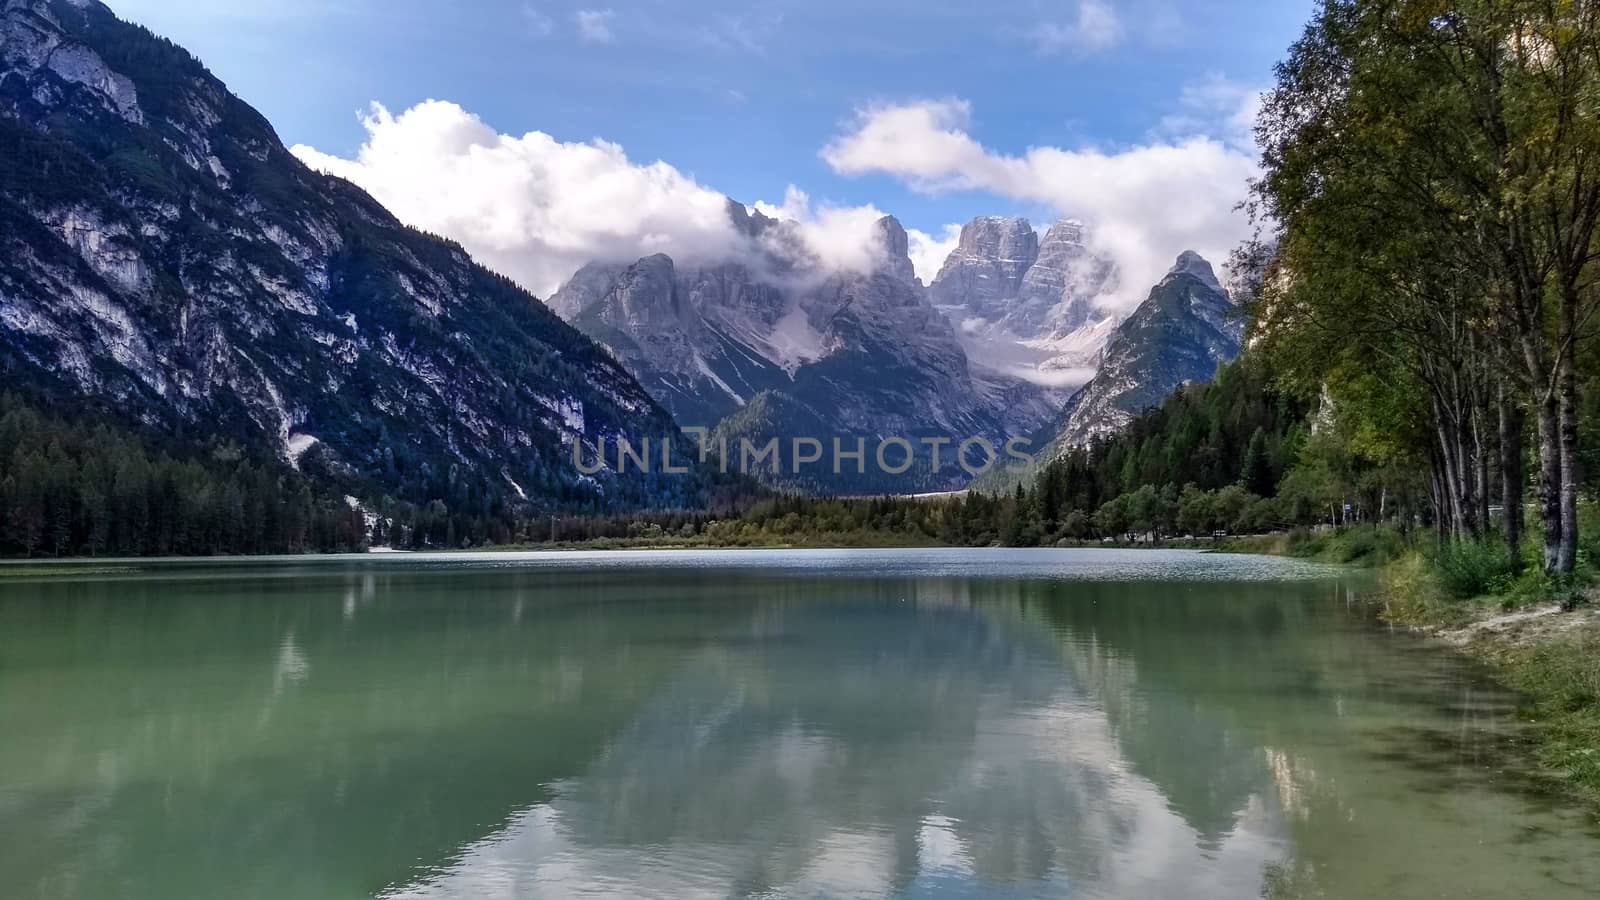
108;0;1316;297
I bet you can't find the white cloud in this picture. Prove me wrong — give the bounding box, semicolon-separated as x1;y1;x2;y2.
1032;0;1124;55
290;87;1262;312
575;8;615;44
291;101;740;297
522;3;554;37
1159;74;1263;153
290;101;902;298
907;224;962;285
752;187;895;278
695;14;782;53
821;97;1259;308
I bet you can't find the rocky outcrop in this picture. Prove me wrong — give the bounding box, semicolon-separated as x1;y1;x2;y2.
928;216;1120;385
928;216;1040;321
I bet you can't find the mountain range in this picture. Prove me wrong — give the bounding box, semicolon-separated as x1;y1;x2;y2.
0;0;1244;507
549;206;1241;490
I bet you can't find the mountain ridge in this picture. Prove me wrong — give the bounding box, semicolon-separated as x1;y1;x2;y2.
0;0;712;512
548;207;1064;491
1046;251;1243;455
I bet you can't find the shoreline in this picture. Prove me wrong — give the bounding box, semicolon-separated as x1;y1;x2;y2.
0;534;1267;565
1406;596;1600;807
0;539;1279;568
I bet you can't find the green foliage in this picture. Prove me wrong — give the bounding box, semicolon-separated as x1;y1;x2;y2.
0;393;365;557
1432;542;1516;601
1240;428;1275;496
1322;525;1408;566
1223;524;1410;566
1055;358;1310;503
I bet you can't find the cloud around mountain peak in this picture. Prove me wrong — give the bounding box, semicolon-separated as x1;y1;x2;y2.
292;101;911;296
293;86;1258;311
821;97;1258;309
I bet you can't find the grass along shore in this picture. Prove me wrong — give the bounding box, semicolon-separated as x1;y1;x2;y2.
1378;551;1600;806
1231;524;1600;806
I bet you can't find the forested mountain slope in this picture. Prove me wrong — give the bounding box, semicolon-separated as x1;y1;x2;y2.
0;0;711;520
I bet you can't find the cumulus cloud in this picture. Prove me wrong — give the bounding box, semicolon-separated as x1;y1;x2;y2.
752;187;895;278
290;86;1262;311
291;101;741;297
821;96;1260;308
1032;0;1124;55
575;9;615;43
290;101;901;297
907;224;962;285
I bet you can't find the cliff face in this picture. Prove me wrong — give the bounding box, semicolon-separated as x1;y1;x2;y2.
927;216;1041;321
929;216;1120;386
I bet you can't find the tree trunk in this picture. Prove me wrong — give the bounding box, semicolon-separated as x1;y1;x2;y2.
1474;400;1491;538
1498;382;1525;571
1440;458;1452;544
1557;325;1581;574
1533;387;1564;573
1433;396;1462;541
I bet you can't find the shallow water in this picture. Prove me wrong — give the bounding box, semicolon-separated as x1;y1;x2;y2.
1;549;1595;899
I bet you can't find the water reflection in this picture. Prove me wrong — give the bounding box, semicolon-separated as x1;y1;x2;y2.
0;553;1596;900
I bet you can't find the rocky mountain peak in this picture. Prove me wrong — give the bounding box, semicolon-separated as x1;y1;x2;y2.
1041;219;1088;245
1020;220;1117;336
725;198;779;240
928;216;1040;318
874;215;917;284
630;252;676;279
1044;255;1243;453
600;254;686;326
1167;250;1224;294
926;215;1118;389
955;216;1039;269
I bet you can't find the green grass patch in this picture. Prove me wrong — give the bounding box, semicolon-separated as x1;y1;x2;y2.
1477;629;1600;803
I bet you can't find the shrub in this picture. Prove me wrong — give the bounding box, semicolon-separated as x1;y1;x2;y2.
1433;541;1514;600
1327;525;1408;566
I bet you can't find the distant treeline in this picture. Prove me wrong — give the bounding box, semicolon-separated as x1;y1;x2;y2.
0;393;585;557
0;391;746;558
0;393;365;557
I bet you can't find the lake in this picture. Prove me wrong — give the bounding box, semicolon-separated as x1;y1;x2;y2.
1;548;1597;899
